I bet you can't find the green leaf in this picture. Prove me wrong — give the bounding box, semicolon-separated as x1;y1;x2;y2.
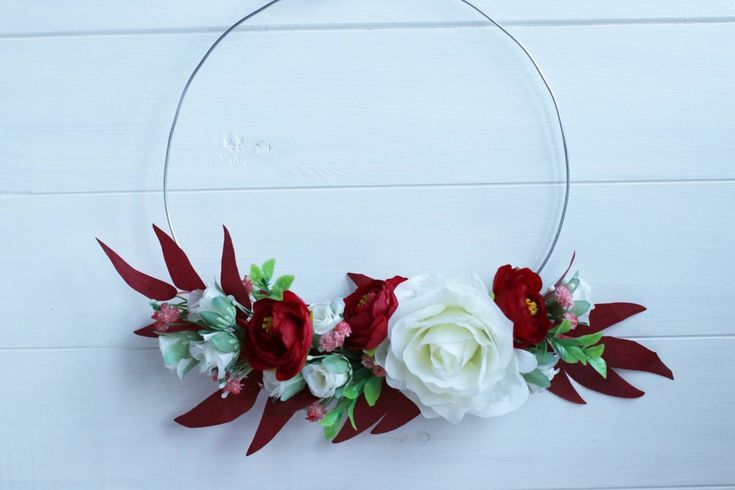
585;344;605;359
323;355;351;374
249;264;263;284
323;420;342;441
347;398;358;430
268;288;284;301
209;332;239;353
555;319;573;335
261;259;276;283
273;275;295;294
363;376;383;407
523;369;551;389
567;345;587;364
575;332;603;348
320;409;342;428
588;356;608;378
571;300;591;317
342;384;360;400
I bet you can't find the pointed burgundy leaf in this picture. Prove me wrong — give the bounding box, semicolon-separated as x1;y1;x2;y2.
220;226;251;309
370;392;421;435
565;363;644;398
601;336;674;379
134;323;158;338
547;368;586;404
175;373;261;428
333;387;398;444
347;273;374;288
247;390;316;456
152;224;206;291
97;238;177;300
572;303;647;335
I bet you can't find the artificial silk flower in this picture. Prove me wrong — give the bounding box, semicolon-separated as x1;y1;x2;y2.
158;331;199;379
376;274;529;424
187;286;237;329
569;275;595;324
342;276;406;350
188;332;238;380
493;265;552;347
310;298;345;335
262;370;306;402
302;361;349;399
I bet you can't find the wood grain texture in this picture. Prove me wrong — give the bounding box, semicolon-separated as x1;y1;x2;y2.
1;23;734;194
1;0;734;36
1;181;732;349
0;338;729;489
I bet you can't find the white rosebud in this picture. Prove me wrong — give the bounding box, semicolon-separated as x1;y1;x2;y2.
188;332;238;379
187;286;237;329
158;331;199;379
571;277;594;324
262;370;306;401
309;298;345;335
301;362;349;399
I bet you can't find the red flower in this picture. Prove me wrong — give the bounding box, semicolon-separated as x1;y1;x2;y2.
492;265;551;347
343;276;406;350
244;291;312;381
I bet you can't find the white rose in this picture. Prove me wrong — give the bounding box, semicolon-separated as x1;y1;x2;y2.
309;298;345;335
375;274;529;424
188;332;237;379
187;286;236;329
262;370;306;401
516;349;559;394
572;277;594;324
301;362;349;399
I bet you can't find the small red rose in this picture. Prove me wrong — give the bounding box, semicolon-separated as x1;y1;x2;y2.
343;276;406;350
244;290;312;381
492;265;551;347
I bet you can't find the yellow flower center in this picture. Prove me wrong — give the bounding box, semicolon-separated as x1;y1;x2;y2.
525;298;539;316
357;292;374;309
262;316;273;333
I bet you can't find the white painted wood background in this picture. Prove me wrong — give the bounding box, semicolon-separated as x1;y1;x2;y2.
1;0;734;488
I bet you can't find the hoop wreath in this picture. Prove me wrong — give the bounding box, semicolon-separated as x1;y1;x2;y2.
97;0;672;455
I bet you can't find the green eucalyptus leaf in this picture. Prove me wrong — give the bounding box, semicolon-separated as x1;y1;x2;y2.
347;398;358;430
589;356;608;378
262;259;276;283
364;376;383;407
575;332;603;348
273;275;295;294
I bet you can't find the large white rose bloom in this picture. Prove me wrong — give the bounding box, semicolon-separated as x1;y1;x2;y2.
375;275;530;423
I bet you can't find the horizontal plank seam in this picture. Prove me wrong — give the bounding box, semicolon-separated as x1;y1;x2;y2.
2;178;735;198
1;334;731;351
1;17;735;40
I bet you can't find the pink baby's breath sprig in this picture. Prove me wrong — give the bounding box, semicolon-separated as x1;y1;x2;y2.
152;303;181;332
554;286;574;310
318;321;352;353
305;402;327;422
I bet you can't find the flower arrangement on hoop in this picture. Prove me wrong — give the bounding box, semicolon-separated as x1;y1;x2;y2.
97;225;673;455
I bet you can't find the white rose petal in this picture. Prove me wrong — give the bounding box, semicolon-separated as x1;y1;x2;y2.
188;332;236;379
572;277;594;324
309;298;345;335
262;370;306;401
375;274;529;424
301;363;349;399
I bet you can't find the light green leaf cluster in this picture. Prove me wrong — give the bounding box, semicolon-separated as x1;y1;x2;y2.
250;259;295;301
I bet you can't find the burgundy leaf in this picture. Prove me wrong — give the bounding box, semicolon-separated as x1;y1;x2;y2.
601;336;674;379
579;303;647;335
347;273;375;288
152;224;206;291
220;226;251;309
371;393;421;435
247;390;316;456
547;369;586;404
175;373;261;428
565;363;644;398
97;238;177;300
134;323;158;338
333;387;398;444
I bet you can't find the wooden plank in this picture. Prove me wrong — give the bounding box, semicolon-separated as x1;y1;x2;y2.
0;181;732;349
1;0;733;36
0;337;729;488
1;23;734;194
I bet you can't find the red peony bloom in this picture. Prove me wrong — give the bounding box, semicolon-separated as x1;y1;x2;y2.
343;276;406;351
244;291;313;381
492;265;551;347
